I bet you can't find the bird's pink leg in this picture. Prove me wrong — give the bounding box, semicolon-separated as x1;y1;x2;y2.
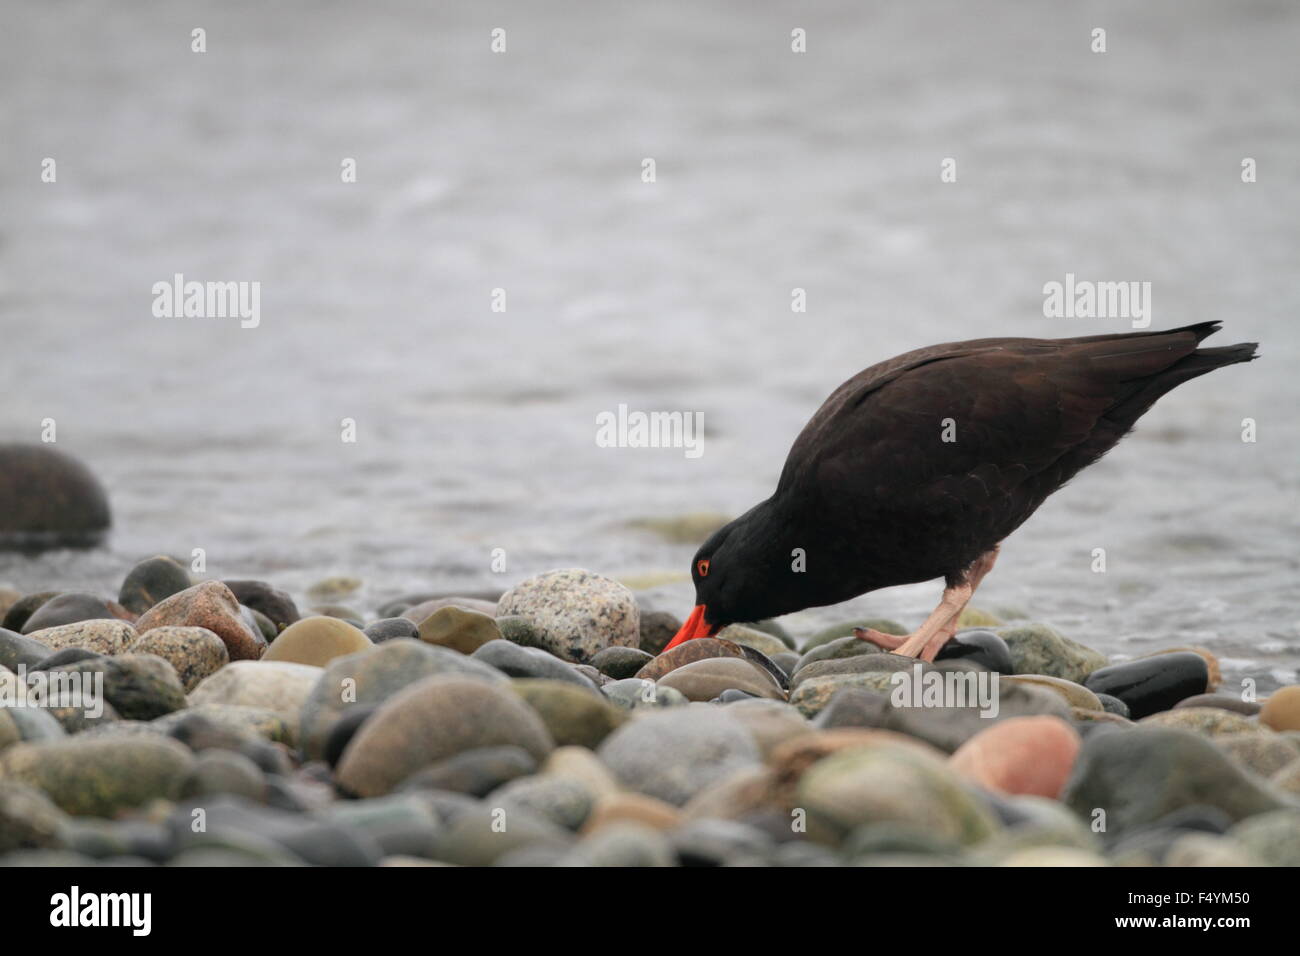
855;545;1001;662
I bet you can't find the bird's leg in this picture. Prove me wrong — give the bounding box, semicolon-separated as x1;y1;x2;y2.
855;544;1001;662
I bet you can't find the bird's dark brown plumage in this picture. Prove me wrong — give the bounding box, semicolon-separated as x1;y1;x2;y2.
684;322;1257;634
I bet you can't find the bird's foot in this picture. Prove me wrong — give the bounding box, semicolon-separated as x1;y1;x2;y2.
853;627;908;651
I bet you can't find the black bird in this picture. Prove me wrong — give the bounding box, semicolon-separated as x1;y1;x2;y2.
664;322;1257;659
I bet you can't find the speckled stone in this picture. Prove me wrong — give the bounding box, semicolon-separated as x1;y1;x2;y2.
1139;707;1265;739
495;569;640;664
590;646;655;680
996;623;1106;683
25;619;136;656
134;581;266;661
126;626;228;691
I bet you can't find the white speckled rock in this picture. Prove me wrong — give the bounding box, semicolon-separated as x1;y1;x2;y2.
495;569;640;664
26;620;136;656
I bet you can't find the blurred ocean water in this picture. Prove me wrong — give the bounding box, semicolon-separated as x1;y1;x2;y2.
1;1;1297;686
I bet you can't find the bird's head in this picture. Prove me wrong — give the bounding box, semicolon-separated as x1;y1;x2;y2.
661;504;785;652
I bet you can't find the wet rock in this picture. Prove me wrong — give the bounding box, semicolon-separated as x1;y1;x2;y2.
510;678;626;748
364;617;419;643
263;615;372;666
414;606;501;654
0;736;193;816
637;609;681;655
298;638;507;761
590;645;654;680
1138;646;1222;692
657;657;785;702
934;628;1015;674
1062;727;1289;836
949;715;1081;798
336;675;554;797
633;637;747;682
401;746;537;798
126;626;228;692
21;592;116;633
1261;685;1300;732
1083;652;1209;719
797;739;1000;846
597;705;761;806
119;556;191;615
51;653;188;720
0;444;111;548
135;581;265;661
1004;674;1103;711
223;580;300;633
471;639;597;689
997;623;1106;682
25;620;135;656
495;569;639;664
0;629;53;670
189;661;323;744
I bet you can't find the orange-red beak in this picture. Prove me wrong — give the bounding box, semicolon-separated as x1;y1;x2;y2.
661;604;714;653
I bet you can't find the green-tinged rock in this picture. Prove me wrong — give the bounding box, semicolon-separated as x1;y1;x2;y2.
0;780;69;851
997;623;1106;682
118;556;191;616
510;678;626;749
1062;727;1289;836
797;741;1000;846
417;606;501;654
957;607;1003;628
794;635;882;671
298;638;507;761
0;736;193;816
800;618;907;654
263;616;372;666
51;653;187;720
127;626;228;692
590;646;654;680
336;675;555;797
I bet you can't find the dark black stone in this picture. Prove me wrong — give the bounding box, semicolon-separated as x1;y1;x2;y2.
118;556;191;615
0;444;111;550
21;592;114;633
31;647;103;670
1;592;60;632
589;645;654;680
223;580;300;633
1083;652;1209;719
1094;692;1131;718
0;628;55;670
364;617;419;643
935;628;1014;674
323;704;378;768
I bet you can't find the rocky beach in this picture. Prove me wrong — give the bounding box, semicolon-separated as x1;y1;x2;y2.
3;545;1299;867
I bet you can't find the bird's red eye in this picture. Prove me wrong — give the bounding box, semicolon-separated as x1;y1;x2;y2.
697;559;710;577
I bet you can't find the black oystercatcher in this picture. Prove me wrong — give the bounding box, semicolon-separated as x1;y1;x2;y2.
663;322;1257;660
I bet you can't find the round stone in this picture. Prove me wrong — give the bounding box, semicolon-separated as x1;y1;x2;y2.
118;556;191;616
126;626;228;691
0;444;110;548
263;616;373;666
134;581;266;661
495;569;639;664
25;620;135;656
